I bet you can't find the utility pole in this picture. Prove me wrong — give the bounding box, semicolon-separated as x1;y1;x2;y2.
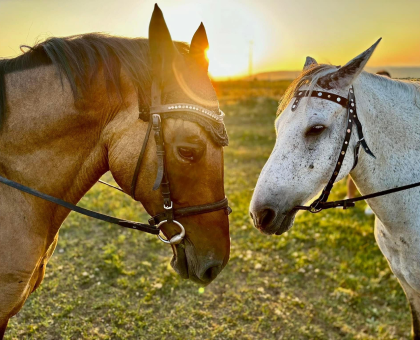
249;40;253;78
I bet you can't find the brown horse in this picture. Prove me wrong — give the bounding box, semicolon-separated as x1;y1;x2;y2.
0;5;230;337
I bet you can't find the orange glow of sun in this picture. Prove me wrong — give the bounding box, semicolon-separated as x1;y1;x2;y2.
205;48;210;63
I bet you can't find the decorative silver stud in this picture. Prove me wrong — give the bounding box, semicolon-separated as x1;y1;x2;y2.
328;95;331;98
351;103;354;107
350;109;353;113
292;105;296;109
337;98;341;102
299;92;302;95
345;141;348;144
349;119;351;122
341;151;345;155
318;92;322;96
347;129;350;133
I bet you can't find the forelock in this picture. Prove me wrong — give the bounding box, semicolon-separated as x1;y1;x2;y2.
277;64;338;115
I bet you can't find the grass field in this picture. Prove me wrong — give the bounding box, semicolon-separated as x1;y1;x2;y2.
7;81;411;339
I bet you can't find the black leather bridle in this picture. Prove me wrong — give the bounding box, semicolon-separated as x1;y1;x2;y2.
291;85;420;213
0;81;231;244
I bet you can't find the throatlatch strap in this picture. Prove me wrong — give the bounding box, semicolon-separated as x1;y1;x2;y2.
350;88;376;169
130;115;153;200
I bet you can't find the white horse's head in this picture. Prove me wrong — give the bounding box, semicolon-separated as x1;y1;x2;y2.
250;39;381;235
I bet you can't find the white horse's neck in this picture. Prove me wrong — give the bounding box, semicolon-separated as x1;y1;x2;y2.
351;72;420;226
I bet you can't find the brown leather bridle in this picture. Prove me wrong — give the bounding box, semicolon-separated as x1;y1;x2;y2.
0;81;231;244
124;81;231;244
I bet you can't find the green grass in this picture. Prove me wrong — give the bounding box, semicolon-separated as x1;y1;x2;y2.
6;92;410;339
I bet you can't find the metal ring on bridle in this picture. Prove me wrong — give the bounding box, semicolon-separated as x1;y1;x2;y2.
156;219;185;245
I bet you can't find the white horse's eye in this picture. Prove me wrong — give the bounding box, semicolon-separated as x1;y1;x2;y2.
306;125;326;136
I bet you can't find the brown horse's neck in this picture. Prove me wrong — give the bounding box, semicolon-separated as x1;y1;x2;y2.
0;65;115;234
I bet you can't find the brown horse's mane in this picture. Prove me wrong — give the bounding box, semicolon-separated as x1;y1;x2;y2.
0;33;189;128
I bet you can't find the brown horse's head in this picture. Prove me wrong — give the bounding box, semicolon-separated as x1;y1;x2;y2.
106;5;229;285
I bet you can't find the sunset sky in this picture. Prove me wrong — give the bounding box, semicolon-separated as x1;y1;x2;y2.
1;0;419;79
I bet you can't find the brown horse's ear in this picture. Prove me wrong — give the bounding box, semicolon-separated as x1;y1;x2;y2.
303;56;317;71
190;23;209;71
318;38;381;89
149;4;177;81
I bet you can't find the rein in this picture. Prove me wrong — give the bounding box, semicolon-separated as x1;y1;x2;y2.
291;86;420;213
0;81;231;244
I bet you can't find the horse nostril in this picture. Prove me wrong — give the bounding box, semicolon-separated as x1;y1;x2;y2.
199;263;223;283
258;208;276;229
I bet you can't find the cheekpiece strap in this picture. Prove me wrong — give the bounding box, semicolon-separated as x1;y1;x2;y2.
152;114;165;191
309;87;354;212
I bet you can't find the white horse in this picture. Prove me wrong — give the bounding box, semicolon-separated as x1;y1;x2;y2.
250;40;420;338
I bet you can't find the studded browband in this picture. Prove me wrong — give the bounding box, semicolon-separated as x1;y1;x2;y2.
139;102;225;123
291;90;349;111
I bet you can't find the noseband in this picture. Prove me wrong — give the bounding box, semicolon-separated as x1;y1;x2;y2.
0;81;231;245
291;86;420;213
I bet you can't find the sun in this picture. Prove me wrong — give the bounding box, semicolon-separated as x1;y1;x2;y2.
205;46;248;80
205;48;211;63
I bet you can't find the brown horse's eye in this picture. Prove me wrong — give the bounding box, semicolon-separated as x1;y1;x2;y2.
178;147;195;160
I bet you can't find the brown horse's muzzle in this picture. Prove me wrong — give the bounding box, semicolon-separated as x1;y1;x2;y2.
170;237;228;285
164;210;230;285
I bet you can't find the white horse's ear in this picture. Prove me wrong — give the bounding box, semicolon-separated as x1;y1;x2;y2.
303;56;317;71
319;38;381;89
149;4;178;80
190;23;209;72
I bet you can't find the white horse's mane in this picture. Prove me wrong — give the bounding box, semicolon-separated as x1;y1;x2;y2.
278;64;420;115
364;72;420;109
